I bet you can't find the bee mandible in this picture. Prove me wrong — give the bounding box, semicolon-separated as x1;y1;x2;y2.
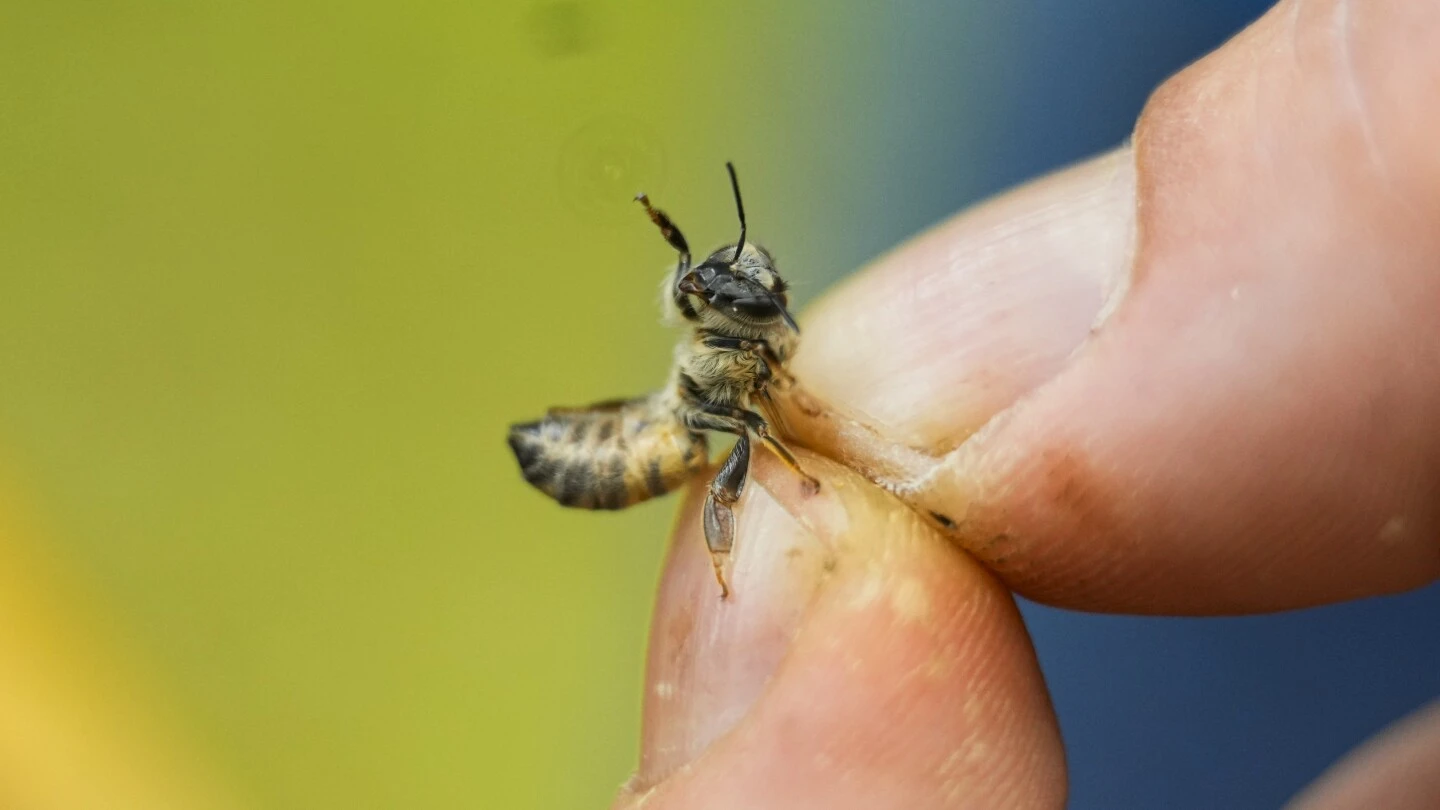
506;163;819;598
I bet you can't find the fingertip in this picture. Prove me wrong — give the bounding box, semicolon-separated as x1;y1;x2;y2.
625;451;1065;809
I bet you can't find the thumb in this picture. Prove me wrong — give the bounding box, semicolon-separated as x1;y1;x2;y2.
614;451;1064;810
781;0;1440;614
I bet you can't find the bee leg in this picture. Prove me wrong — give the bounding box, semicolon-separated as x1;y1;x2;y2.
635;193;705;320
635;193;690;257
702;435;750;599
686;403;820;497
746;413;820;496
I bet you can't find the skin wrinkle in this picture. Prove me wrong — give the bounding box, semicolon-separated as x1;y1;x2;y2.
1289;0;1306;54
1247;18;1280;197
1331;0;1389;187
1090;145;1139;329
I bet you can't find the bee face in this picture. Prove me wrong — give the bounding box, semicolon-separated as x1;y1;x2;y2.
679;244;797;331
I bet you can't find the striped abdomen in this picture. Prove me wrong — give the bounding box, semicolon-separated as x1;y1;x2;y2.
507;396;708;510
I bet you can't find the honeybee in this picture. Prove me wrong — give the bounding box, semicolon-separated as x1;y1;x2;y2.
507;163;819;598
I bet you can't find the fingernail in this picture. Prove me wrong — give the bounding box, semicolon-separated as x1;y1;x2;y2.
631;453;840;789
793;148;1137;452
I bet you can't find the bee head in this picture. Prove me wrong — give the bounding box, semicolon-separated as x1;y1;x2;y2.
638;162;800;333
678;243;797;331
679;162;799;332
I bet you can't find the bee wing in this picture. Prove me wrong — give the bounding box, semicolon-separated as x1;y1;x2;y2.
544;395;647;417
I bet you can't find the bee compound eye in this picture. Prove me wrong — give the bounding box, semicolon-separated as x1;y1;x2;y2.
732;295;780;319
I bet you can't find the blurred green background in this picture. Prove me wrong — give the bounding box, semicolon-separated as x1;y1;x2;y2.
0;2;886;807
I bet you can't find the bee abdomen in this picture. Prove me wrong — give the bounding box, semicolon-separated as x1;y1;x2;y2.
507;399;707;511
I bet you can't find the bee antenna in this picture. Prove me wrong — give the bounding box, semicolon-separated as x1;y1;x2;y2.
726;161;746;266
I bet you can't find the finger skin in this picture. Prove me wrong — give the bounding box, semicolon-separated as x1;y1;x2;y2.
616;452;1064;810
1286;700;1440;810
782;0;1440;614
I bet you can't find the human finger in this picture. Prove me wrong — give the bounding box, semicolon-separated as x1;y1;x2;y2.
613;451;1065;810
1285;700;1440;810
780;0;1440;614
